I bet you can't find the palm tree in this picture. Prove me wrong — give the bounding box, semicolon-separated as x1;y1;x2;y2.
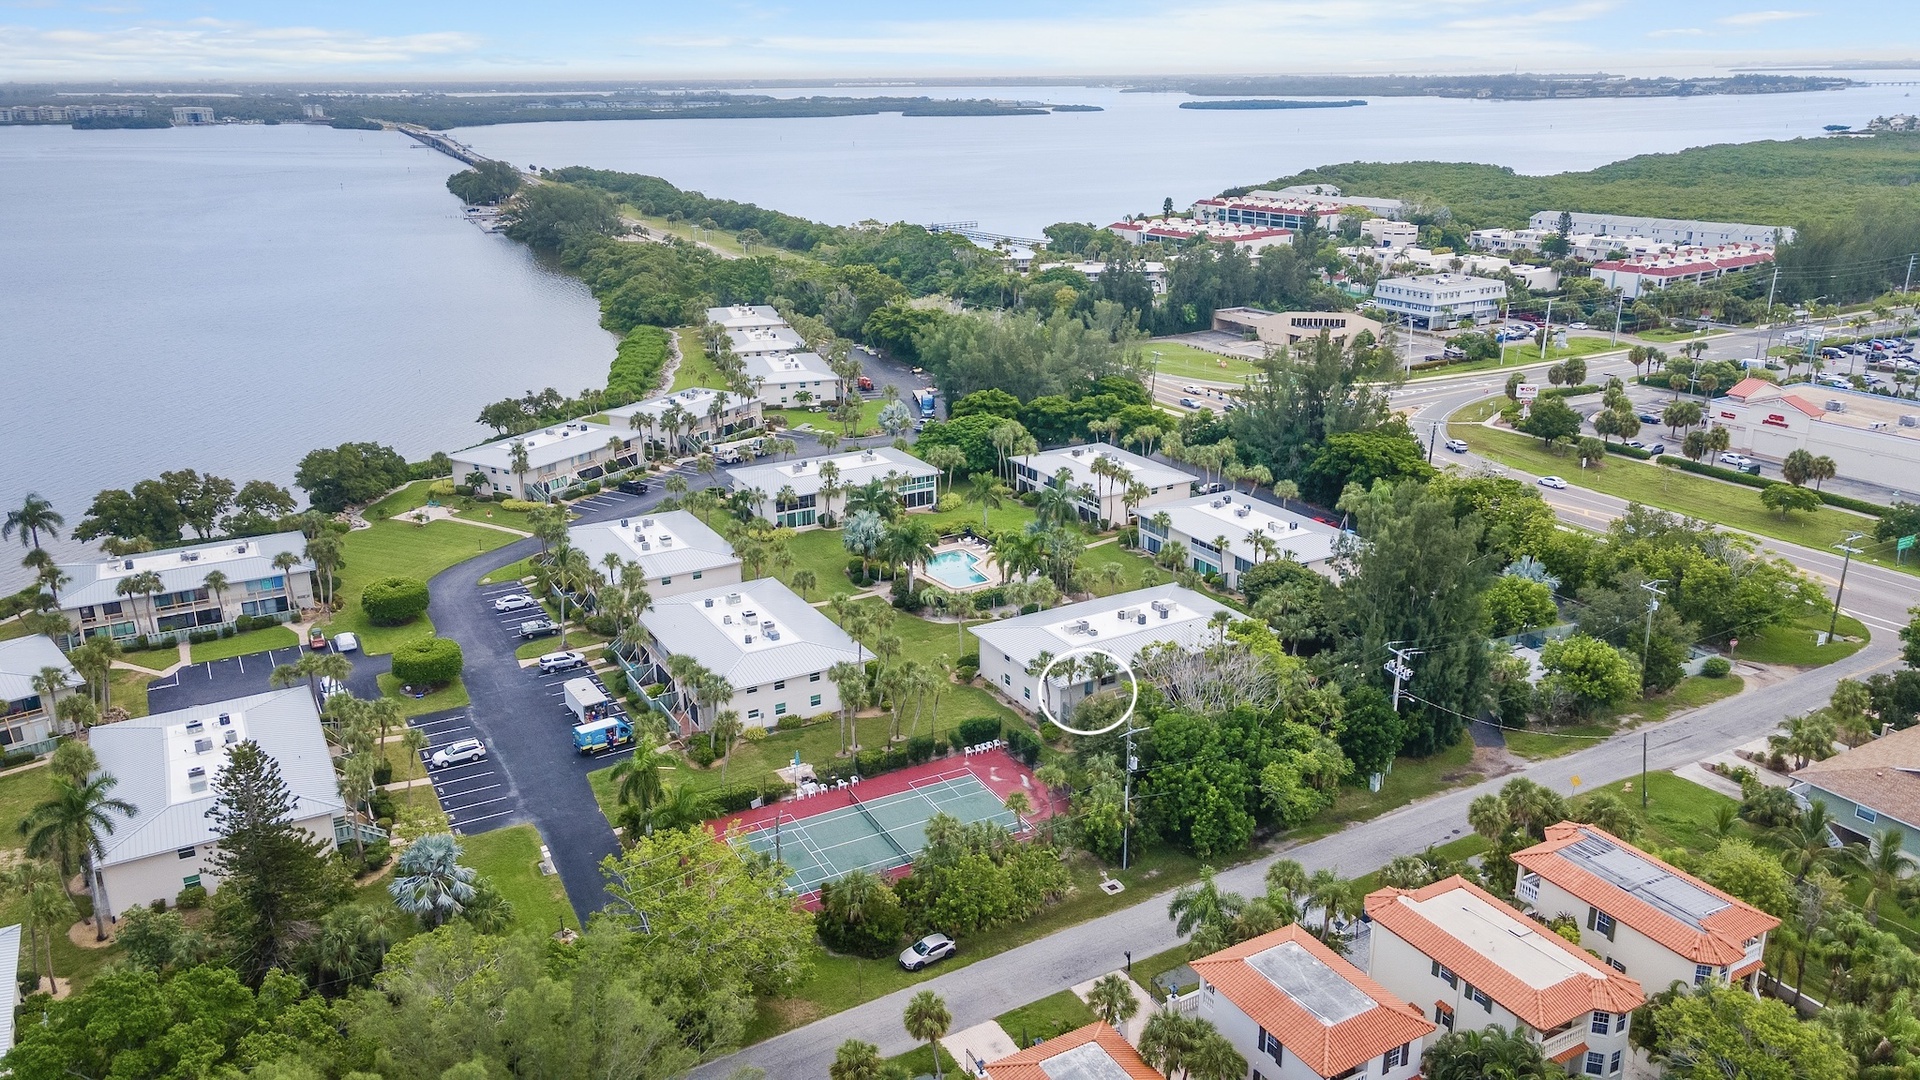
202;569;231;626
882;519;937;591
401;727;428;781
272;650;352;708
1775;802;1842;884
1185;1025;1249;1080
116;570;165;640
508;440;531;499
1086;972;1139;1029
903;990;953;1080
31;665;72;731
790;568;818;600
305;532;342;610
713;709;744;781
20;773;135;941
1139;1012;1200;1079
829;1040;887;1080
3;494;63;551
5;858;72;993
389;833;477;928
1852;826;1919;924
646;782;712;832
1422;1026;1558;1080
828;660;867;753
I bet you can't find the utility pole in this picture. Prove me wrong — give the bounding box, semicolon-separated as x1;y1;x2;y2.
1828;533;1865;643
1757;265;1781;364
1384;642;1421;712
1905;254;1915;296
1539;299;1555;362
1639;578;1665;810
1611;292;1624;347
1119;720;1147;870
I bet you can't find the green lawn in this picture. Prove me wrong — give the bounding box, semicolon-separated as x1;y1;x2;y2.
513;631;607;660
1504;721;1616;761
1409;336;1619;380
0;618;34;642
997;989;1097;1047
454;503;534;532
366;480;434;519
1638;327;1727;343
376;673;471;717
770;529;867;601
458;824;578;932
770;400;887;437
0;764;52;850
1636;673;1746;723
321;520;519;654
1458;424;1885;559
117;642;180;671
1734;613;1869;665
1315;739;1482;835
480;554;541;586
187;625;298;664
672;327;726;392
626;213;807;262
923;477;1042;537
1080;543;1164;595
110;668;152;718
888;1042;964;1078
1504;674;1747;760
1145;339;1262;385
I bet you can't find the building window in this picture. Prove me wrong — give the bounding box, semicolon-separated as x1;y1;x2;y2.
810;695;822;707
1003;674;1011;685
747;708;762;720
693;571;703;580
1856;806;1879;823
1607;957;1627;974
774;703;787;715
1385;1043;1409;1070
1591;1011;1611;1035
774;680;786;690
177;846;196;860
1610;1052;1623;1074
1616;1013;1629;1035
1022;687;1031;699
182;874;201;889
1588;907;1616;940
1469;987;1491;1011
661;577;672;585
1585;1052;1606;1077
1432;960;1457;988
1257;1028;1283;1067
1694;964;1714;985
810;672;821;682
1435;1004;1453;1030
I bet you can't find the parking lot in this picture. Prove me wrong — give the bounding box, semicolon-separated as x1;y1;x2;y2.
409;707;517;833
147;640;386;713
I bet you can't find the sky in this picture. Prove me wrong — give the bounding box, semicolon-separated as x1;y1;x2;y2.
0;0;1913;81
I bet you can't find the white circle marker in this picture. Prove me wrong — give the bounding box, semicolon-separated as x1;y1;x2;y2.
1036;645;1139;737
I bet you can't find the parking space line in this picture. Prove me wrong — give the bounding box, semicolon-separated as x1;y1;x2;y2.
439;782;504;801
447;795;514;815
450;809;517;830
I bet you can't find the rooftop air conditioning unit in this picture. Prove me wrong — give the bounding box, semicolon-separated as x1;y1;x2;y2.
723;614;732;623
188;766;206;779
194;738;213;754
1826;400;1847;413
1073;619;1091;634
744;634;755;644
186;718;204;733
704;598;715;608
1087;628;1099;637
1235;506;1252;518
638;540;651;550
658;537;672;546
224;730;238;745
180;552;197;562
620;519;629;528
1137;614;1148;625
217;713;231;725
1288;521;1299;531
727;593;743;605
1070;448;1084;458
124;559;135;570
1160;608;1170;619
742;609;758;620
1116;609;1132;620
760;620;775;631
1902;415;1920;428
1210;499;1225;509
642;518;655;527
233;544;248;554
766;629;781;640
1220;493;1232;503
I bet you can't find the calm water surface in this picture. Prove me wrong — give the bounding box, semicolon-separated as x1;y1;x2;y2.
0;124;617;587
456;80;1920;238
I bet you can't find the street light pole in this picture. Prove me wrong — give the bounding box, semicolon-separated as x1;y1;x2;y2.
1639;579;1665;811
1828;533;1865;643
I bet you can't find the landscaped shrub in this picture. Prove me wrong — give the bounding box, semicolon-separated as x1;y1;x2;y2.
906;734;937;764
175;883;208;909
774;715;803;731
1656;455;1892;515
361;576;430;626
1701;656;1732;678
372;758;394;786
390;635;463;688
1603;442;1651;460
1;749;37;769
1004;726;1042;766
501;498;544;512
582;480;602;494
687;740;718;767
957;716;1003;746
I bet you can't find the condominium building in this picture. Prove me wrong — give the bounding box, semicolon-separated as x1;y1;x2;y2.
57;532;315;644
741;351;842;408
1139;490;1345;587
1527;211;1790;247
632;579;864;729
1371;273;1507;329
1512;822;1779;993
1363;877;1644;1079
451;419;636;501
1194;924;1435;1080
728;446;940;529
1361;219;1420;251
972;584;1236;716
1012;444;1195;526
1192;190;1404;230
726;326;808;357
0;635;80;753
1108;217;1295;253
567;510;742;599
1469;228;1672;262
89;688;362;919
704;304;788;331
1588;244;1775;299
604;386;762;454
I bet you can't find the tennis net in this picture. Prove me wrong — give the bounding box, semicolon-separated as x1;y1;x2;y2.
849;792;910;860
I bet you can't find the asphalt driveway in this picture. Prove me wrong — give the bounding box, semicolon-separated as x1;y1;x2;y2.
147;641;386;712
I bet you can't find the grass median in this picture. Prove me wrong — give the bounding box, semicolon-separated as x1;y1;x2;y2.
322;520;519;654
188;625;298;664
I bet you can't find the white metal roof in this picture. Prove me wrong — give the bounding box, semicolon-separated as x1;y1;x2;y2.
604;386;752;429
1017;445;1194;493
89;687;346;869
728;446;938;500
59;531;312;610
451;419;627;473
970;583;1233;668
704;304;787;330
1245;939;1376;1025
0;634;78;703
1156;491;1343;567
638;578;863;691
742;351;837;385
727;326;808;356
568;510;741;580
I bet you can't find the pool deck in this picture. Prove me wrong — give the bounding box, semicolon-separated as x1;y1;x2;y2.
921;538;1004;592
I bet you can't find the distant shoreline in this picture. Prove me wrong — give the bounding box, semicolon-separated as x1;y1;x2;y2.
1179;99;1366;111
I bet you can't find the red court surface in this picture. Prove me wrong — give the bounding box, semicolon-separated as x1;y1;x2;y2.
710;746;1055;834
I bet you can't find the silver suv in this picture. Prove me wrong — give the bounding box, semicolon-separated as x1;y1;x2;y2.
430;739;487;769
538;650;586;675
899;933;956;971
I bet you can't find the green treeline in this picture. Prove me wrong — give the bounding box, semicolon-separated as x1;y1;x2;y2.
1178;99;1367;110
552;167;842;252
1128;73;1849;99
605;326;670;403
339;95;1050;129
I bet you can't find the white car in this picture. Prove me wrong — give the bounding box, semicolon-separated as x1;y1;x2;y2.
1184;384;1203;394
1718;453;1754;468
1537;475;1569;489
1444;438;1469;453
538;650;587;675
899;933;956;971
430;738;487;769
1569;321;1590;330
331;632;359;654
492;594;536;612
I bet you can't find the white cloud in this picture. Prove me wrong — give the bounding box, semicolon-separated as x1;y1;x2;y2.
1646;26;1706;36
1717;9;1812;26
0;19;482;75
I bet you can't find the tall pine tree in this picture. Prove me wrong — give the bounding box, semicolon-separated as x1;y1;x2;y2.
207;741;339;984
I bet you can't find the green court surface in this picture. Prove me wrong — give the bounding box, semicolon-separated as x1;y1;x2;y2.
735;770;1015;894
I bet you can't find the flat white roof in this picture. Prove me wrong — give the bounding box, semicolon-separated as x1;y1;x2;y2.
972;583;1235;667
727;326;808;355
728;445;937;499
1246;939;1376;1024
1018;445;1194;493
743;351;838;384
567;509;740;580
453;419;626;472
705;304;786;329
59;531;312;610
605;386;753;427
638;578;863;690
1158;492;1344;566
1405;885;1598;990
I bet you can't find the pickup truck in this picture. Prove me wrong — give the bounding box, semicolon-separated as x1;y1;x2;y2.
572;717;634;754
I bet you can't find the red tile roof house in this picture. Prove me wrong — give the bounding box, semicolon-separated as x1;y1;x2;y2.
1192;924;1434;1080
1512;822;1780;996
984;1022;1162;1080
1363;877;1644;1080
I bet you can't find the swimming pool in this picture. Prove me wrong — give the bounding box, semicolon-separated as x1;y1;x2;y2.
925;549;990;589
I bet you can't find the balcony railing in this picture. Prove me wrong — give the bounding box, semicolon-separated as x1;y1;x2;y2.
1540;1026;1586;1060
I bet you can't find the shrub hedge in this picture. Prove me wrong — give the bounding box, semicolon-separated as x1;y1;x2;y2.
1654;456;1891;516
390;635;463;688
1603;442;1652;460
361;576;430;626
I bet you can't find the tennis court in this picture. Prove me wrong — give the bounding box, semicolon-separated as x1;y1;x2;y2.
735;769;1019;895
